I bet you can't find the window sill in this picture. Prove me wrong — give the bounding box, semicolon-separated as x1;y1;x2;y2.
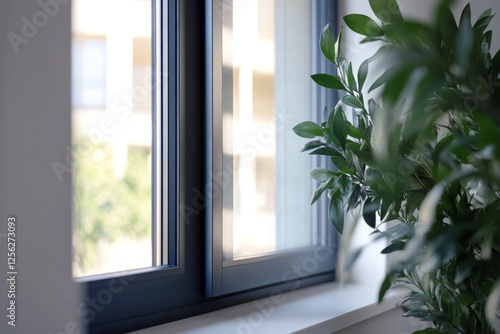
131;282;402;334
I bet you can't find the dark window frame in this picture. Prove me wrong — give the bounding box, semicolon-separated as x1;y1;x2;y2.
78;1;340;333
206;0;339;297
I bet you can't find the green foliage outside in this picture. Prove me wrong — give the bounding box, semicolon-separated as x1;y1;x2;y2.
294;0;500;332
72;136;151;275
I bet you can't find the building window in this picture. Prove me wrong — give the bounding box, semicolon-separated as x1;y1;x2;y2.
72;37;106;109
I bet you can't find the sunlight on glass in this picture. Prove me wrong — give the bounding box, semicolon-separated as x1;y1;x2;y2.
72;0;152;277
223;0;315;260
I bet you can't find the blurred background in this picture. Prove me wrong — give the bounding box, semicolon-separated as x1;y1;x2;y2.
71;0;152;277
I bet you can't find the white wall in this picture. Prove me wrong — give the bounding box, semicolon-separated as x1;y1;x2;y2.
0;1;82;333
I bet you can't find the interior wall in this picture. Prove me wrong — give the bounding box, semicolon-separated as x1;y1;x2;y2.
0;1;82;333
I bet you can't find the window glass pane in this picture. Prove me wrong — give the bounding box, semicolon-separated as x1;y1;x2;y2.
72;0;153;277
223;0;315;260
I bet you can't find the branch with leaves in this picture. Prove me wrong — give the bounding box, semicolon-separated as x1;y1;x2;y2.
294;0;500;332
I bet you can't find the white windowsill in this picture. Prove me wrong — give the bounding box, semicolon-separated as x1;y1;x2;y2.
131;282;402;334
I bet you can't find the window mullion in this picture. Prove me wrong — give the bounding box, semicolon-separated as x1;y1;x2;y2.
152;0;164;267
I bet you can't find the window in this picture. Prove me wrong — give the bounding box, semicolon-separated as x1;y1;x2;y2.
74;1;339;333
206;0;338;296
72;37;106;109
72;0;154;277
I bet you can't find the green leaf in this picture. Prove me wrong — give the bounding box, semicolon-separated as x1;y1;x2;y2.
358;59;369;91
438;5;458;44
347;184;362;211
329;189;345;234
353;150;376;168
492;49;500;73
333;106;348;149
482;30;492;54
369;0;403;23
309;168;338;183
342;95;364;109
299;140;324;153
456;294;474;306
309;147;341;157
292;121;323;139
311;177;335;205
337;174;351;194
347;124;363;139
320;24;336;64
326;107;342;148
367;45;395;63
381;240;405;254
382;66;414;104
473;9;494;32
347;62;357;91
368;67;397;93
379;272;394;302
343;14;383;37
345;140;361;151
434;134;454;159
335;26;343;60
360;36;383;44
367;98;381;122
383;21;428;47
382;224;411;241
380;197;393;222
457;192;469;221
457;3;473;70
406;189;427;219
477;8;493;22
331;156;350;174
311;74;346;90
418;183;446;232
403;309;430;319
363;197;378;228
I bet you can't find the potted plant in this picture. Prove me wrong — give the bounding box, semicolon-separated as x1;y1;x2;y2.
293;0;500;332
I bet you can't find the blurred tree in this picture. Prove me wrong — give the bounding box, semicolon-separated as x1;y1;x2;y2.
72;136;151;275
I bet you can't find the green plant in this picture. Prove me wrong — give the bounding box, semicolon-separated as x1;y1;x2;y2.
293;0;500;332
73;136;151;273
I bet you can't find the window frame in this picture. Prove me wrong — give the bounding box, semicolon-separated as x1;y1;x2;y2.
77;1;341;333
206;0;339;297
